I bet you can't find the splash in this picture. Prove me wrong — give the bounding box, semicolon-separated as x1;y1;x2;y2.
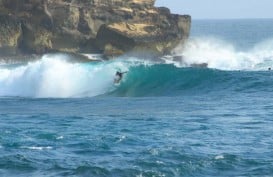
171;37;273;70
0;54;130;98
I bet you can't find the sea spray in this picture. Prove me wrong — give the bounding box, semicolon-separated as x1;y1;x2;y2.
172;37;273;70
0;54;130;98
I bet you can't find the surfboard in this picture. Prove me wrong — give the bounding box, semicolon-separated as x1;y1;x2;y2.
114;76;122;84
113;71;128;85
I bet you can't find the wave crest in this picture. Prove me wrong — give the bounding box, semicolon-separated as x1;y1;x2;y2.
1;37;273;98
172;37;273;70
0;54;129;98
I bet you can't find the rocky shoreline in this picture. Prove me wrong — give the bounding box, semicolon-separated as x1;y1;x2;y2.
0;0;191;59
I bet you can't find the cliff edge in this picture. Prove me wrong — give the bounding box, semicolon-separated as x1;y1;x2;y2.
0;0;191;58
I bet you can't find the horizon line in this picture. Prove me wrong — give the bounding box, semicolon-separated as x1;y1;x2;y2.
190;17;273;20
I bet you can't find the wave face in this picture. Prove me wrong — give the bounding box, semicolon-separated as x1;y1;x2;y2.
111;64;273;97
111;64;224;97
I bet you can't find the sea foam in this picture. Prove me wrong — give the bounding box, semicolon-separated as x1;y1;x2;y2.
0;54;129;98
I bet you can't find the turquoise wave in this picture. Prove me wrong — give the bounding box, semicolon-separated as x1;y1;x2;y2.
0;54;272;98
111;64;273;97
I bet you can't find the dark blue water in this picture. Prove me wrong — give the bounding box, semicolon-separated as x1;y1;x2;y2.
1;19;273;177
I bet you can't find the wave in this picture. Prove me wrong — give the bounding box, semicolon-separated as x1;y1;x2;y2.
113;64;273;97
0;37;273;98
172;37;273;71
110;64;226;97
0;54;130;98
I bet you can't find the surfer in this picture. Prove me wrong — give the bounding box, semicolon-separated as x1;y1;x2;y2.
114;71;127;84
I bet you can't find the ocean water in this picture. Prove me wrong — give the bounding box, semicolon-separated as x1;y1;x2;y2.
1;19;273;176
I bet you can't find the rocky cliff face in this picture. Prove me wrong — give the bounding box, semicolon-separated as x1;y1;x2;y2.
0;0;191;58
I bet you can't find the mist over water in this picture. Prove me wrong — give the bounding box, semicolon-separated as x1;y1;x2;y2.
169;19;273;70
172;37;273;70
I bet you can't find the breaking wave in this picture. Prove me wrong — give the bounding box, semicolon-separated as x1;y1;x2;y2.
172;37;273;70
0;37;273;98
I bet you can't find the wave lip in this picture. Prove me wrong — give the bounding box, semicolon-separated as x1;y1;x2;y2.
0;54;126;98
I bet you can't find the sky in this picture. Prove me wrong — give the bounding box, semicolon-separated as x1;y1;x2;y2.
155;0;273;19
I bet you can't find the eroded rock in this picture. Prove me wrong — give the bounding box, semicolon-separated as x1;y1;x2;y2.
0;0;191;58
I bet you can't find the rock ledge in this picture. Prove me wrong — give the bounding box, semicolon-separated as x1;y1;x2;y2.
0;0;191;58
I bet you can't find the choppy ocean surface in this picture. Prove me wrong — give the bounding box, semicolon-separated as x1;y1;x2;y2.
1;19;273;176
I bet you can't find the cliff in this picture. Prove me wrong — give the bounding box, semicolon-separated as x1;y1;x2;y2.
0;0;191;58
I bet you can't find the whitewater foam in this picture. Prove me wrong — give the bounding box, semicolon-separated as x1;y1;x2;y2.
215;155;225;160
22;146;53;150
56;136;64;140
0;54;131;98
172;37;273;71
